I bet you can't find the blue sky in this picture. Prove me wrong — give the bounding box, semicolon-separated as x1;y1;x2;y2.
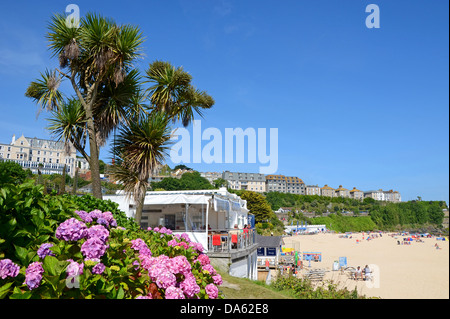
0;0;448;203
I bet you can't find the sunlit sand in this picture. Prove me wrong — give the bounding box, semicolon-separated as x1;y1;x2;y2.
283;232;449;299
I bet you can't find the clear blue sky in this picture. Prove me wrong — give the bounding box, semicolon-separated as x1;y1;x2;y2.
0;0;448;203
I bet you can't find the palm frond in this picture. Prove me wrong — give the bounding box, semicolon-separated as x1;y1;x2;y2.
111;112;173;183
46;13;81;58
25;69;64;113
46;98;88;159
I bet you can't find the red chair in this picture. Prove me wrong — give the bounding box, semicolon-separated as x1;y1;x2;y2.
212;235;221;246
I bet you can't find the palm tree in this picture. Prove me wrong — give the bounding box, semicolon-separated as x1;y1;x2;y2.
26;12;144;199
109;112;172;226
145;61;214;127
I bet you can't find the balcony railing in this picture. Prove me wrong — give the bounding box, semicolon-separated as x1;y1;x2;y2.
207;229;256;253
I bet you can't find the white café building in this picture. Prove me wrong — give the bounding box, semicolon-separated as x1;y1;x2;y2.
104;187;258;280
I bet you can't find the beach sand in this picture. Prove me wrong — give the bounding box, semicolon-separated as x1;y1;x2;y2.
283;232;449;299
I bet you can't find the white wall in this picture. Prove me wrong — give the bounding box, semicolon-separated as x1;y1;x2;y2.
228;251;257;280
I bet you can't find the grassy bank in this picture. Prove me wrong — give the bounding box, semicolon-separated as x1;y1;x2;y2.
218;271;294;299
310;214;377;233
217;270;370;299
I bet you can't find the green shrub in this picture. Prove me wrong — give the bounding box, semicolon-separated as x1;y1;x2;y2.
62;194;139;231
0;180;75;263
0;181;223;299
0;161;28;186
272;276;365;299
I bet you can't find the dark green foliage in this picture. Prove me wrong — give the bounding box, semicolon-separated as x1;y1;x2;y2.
62;193;139;231
265;192;446;231
369;201;445;230
0;181;139;265
0;180;221;299
0;161;28;186
151;171;214;191
0;180;75;263
240;191;273;223
311;215;377;233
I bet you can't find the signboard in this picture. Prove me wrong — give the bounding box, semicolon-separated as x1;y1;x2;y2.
266;248;277;256
339;257;347;268
257;247;265;256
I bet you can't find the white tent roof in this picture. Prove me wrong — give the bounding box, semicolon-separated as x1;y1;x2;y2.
143;193;209;205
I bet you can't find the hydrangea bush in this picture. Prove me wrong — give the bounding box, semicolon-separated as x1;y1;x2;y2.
0;209;223;299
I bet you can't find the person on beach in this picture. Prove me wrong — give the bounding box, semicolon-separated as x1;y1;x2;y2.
364;265;372;281
355;266;363;280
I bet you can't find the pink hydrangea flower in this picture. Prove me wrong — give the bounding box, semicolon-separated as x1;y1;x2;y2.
168;255;191;276
205;283;219;299
92;262;106;275
66;259;84;278
196;254;210;266
155;269;177;289
24;262;44;290
212;274;223;285
56;218;87;241
136;295;153;299
202;264;216;275
180;273;200;298
189;242;204;252
0;259;20;279
131;238;151;256
87;224;110;243
75;210;93;223
165;286;185;299
81;237;108;259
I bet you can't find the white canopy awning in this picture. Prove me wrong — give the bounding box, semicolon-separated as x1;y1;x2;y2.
143;194;209;205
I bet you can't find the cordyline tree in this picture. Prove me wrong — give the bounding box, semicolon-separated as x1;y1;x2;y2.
26;13;144;199
109;112;173;226
25;12;215;218
108;61;215;225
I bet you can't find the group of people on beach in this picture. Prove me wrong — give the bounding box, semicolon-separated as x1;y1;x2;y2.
354;265;372;281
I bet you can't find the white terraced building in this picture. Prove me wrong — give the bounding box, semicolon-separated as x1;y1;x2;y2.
0;134;86;177
104;187;258;280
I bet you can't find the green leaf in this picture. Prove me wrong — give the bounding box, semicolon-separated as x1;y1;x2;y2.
116;286;124;299
43;255;66;276
14;245;28;264
9;287;32;299
0;282;13;299
24;196;33;208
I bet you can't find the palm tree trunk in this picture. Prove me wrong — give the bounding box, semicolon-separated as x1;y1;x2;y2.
72;167;78;195
60;164;66;194
135;193;145;228
85;102;102;199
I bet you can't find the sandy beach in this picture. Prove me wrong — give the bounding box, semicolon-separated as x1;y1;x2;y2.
283;232;449;299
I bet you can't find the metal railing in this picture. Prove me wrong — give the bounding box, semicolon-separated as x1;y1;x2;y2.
207;229;256;252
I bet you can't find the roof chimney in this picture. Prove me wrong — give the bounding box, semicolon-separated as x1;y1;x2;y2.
11;134;16;145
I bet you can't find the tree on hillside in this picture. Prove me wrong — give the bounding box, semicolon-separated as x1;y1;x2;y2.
213;178;227;188
240;191;273;223
150;172;214;191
